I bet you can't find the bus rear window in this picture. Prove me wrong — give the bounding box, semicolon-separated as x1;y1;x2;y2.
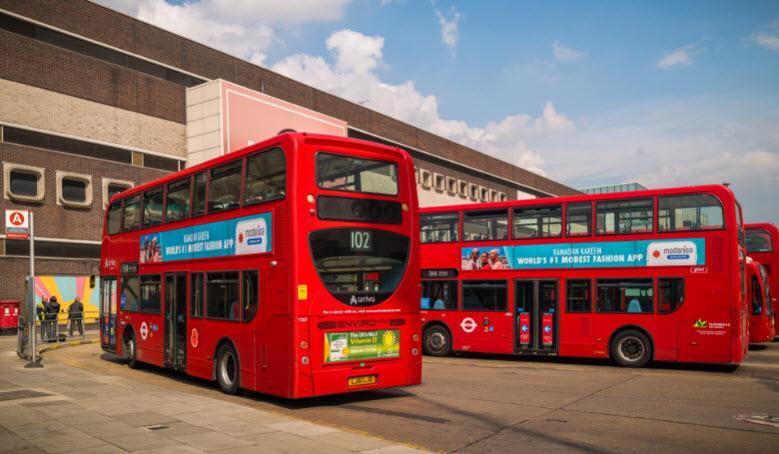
316;153;398;196
746;228;773;252
310;228;409;306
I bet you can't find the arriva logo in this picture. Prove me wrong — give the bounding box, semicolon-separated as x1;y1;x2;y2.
350;295;377;305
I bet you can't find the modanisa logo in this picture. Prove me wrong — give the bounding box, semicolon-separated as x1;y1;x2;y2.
646;241;698;267
235;217;268;255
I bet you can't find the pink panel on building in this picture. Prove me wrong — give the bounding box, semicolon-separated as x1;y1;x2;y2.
221;81;347;153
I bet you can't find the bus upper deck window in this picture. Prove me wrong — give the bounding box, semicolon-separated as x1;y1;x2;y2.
209;161;242;213
316;153;398;196
566;202;592;237
166;179;190;223
596;199;653;235
107;200;122;235
421;213;459;243
142;187;164;228
463;210;508;241
513;206;562;239
122;195;141;231
658;194;724;232
245;148;286;205
192;172;207;217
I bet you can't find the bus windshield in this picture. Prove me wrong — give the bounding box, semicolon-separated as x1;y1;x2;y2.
316;153;398;196
310;228;409;306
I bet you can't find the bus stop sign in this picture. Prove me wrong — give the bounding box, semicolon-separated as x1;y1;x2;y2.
5;210;30;240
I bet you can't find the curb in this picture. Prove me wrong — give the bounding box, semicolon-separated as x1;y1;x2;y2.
39;337;100;354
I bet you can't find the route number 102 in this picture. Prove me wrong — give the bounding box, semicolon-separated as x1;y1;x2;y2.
350;230;372;252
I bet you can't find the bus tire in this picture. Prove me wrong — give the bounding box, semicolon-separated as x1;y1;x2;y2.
611;329;652;368
423;325;451;357
124;332;139;369
216;343;240;394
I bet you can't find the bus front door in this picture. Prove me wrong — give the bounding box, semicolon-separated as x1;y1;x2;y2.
164;273;187;371
100;277;117;351
515;280;558;354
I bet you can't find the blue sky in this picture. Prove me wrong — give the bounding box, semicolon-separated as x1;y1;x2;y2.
101;0;779;222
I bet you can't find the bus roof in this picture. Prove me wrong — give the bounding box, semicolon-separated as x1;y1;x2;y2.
745;223;779;233
419;184;737;214
109;132;409;204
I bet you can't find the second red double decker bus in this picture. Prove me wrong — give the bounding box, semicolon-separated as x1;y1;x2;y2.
746;257;775;343
419;185;749;367
746;223;778;339
99;133;421;398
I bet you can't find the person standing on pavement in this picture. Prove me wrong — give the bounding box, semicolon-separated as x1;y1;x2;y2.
38;297;48;340
47;296;61;341
68;297;84;336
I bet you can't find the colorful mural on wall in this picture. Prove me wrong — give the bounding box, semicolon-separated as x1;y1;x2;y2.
34;275;100;321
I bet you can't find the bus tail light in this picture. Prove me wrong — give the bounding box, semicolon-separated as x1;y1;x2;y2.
301;356;310;365
300;341;308;349
412;334;419;342
411;348;419;356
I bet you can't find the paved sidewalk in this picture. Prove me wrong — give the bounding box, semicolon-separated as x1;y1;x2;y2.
0;337;428;453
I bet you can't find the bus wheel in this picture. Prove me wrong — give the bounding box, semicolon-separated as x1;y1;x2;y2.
216;344;240;394
611;330;652;368
423;325;451;357
125;333;139;369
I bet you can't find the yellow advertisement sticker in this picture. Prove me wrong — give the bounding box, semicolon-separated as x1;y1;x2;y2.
297;284;308;301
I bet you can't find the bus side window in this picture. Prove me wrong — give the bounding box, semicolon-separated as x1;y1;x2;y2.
242;270;258;322
142;187;164;228
512;206;562;239
206;272;240;320
107;200;123;235
751;276;763;315
122;195;141;231
566;280;591;312
596;199;653;235
192;172;207;217
422;280;458;310
190;273;204;318
463;210;508;241
121;276;140;312
658;194;723;232
658;278;684;313
596;279;653;313
209;161;242;213
244;148;286;205
165;178;191;223
566;202;592;237
420;213;459;243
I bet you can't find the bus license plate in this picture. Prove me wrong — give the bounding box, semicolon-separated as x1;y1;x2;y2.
348;375;377;387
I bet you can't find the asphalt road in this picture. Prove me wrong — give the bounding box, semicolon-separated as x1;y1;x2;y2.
45;340;779;453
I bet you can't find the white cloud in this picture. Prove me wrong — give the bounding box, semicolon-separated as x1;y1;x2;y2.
95;0;352;64
754;32;779;51
534;98;779;223
273;29;574;174
435;8;461;56
552;40;587;62
656;43;699;69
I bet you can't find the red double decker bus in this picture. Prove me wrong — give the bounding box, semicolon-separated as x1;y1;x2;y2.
419;185;749;367
746;223;778;339
99;133;421;398
746;257;775;343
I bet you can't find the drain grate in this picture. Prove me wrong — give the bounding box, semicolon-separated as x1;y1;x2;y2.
143;424;171;431
0;390;51;401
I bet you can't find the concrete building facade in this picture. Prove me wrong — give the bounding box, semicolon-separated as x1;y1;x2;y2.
0;0;578;305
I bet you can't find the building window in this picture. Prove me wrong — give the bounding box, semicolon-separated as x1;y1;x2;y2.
123;194;141;231
191;273;204;318
596;279;653;313
56;171;92;208
140;275;161;313
480;186;489;202
596;199;653;235
566;280;591;312
102;178;133;209
209;161;242;213
658;194;724;232
4;239;100;258
462;280;507;311
658;278;684;313
165;178;190;223
244;148;286;205
421;213;459;243
420;169;432;189
463;210;508;241
499;192;508;202
206;272;239;320
458;180;468;198
3;163;45;202
433;173;445;192
490;190;498;202
469;183;479;201
446;177;457;195
567;202;592;237
142;187;164;227
242;270;259;322
422;280;458;310
512;206;562;239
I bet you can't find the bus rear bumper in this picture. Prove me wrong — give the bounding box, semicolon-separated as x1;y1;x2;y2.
303;358;422;398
